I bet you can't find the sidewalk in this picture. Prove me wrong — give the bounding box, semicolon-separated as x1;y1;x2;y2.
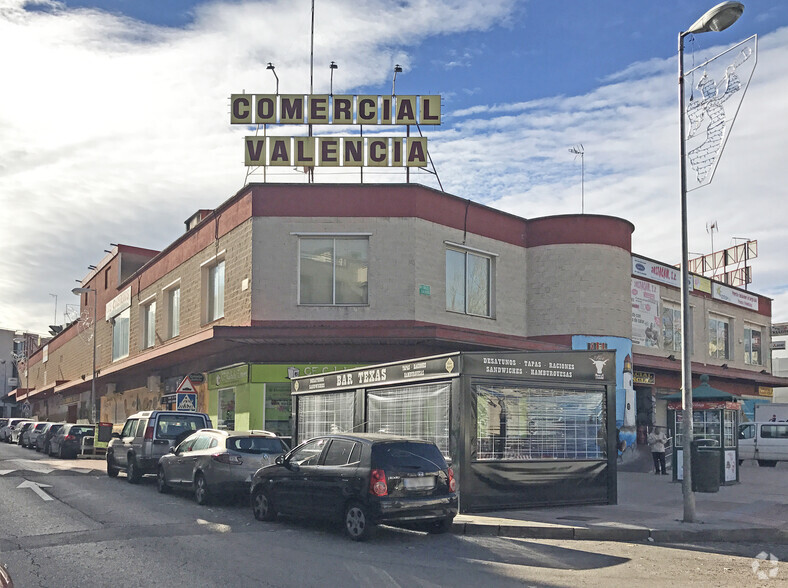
454;462;788;544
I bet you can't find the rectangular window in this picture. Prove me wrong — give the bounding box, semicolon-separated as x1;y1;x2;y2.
709;315;730;360
296;392;354;444
264;383;292;439
207;260;225;322
299;237;368;305
473;384;606;461
367;383;451;457
167;287;180;338
112;308;130;361
218;388;235;430
142;301;156;349
446;248;492;317
662;303;694;354
744;326;762;365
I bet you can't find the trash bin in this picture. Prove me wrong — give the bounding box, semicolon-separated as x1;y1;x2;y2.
691;438;720;493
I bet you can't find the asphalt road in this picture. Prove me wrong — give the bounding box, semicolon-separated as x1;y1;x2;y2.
0;442;785;587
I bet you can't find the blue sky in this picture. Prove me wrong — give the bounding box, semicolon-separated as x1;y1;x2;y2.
3;0;788;333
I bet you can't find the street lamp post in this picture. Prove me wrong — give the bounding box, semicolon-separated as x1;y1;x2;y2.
678;1;744;523
72;287;98;424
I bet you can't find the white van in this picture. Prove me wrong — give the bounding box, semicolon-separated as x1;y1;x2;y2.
738;422;788;467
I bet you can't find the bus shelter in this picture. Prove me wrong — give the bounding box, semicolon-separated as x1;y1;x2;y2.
666;374;741;487
290;350;617;513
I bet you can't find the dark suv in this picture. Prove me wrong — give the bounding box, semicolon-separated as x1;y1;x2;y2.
107;410;212;483
250;433;457;541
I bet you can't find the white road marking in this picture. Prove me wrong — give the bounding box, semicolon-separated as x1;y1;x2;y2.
17;480;54;501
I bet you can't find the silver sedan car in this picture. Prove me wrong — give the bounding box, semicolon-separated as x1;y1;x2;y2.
157;429;289;505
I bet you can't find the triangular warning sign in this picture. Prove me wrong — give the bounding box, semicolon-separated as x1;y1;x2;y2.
176;376;196;393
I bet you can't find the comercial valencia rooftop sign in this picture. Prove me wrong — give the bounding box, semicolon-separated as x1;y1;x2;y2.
230;94;440;168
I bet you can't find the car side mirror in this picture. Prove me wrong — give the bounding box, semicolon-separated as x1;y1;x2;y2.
275;454;285;466
111;432;121;439
169;447;176;454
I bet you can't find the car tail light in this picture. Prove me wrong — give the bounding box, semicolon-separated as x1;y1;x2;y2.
212;452;243;465
447;467;456;492
369;469;388;496
144;426;154;440
64;434;75;442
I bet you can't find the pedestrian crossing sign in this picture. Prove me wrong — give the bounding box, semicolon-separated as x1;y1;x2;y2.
176;393;197;412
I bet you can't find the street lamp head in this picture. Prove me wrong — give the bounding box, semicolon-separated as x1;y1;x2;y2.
72;287;93;295
686;1;744;35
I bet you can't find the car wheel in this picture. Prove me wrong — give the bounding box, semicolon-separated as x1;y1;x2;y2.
157;466;172;494
252;487;276;521
58;444;64;459
127;456;142;484
425;517;454;535
344;501;375;542
106;454;120;478
194;473;211;505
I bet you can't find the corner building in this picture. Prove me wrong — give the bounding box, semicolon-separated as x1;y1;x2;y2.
13;183;785;449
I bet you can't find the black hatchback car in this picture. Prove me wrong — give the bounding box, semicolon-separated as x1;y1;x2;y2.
250;433;457;541
49;424;95;458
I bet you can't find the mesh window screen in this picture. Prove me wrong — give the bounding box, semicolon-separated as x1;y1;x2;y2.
367;383;450;456
296;392;354;444
473;385;606;461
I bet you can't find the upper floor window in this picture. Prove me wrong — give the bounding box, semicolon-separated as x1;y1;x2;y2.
662;303;693;354
709;315;730;360
141;300;156;349
207;260;225;322
167;287;180;338
299;237;368;305
446;246;493;317
744;326;762;365
112;308;130;361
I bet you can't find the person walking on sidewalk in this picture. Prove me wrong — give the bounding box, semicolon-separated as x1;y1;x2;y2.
647;426;669;475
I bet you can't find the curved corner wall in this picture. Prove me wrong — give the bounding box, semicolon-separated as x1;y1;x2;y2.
525;215;634;339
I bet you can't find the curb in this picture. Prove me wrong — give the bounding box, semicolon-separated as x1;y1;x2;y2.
453;522;788;544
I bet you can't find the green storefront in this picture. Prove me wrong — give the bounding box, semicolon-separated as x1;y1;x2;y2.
207;363;362;445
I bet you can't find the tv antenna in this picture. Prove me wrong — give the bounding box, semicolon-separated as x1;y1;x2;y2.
568;144;585;213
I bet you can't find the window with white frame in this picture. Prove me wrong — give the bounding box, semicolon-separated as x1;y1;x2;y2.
744;325;762;365
709;315;730;360
206;259;225;322
662;303;693;354
112;308;130;361
446;246;493;317
167;287;180;338
142;300;156;349
299;237;368;305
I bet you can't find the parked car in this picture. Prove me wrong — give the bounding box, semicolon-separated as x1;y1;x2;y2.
107;410;213;483
48;423;95;458
739;422;788;466
0;417;32;443
16;421;37;446
4;419;34;444
22;422;49;449
37;423;65;454
157;429;289;505
250;433;458;541
0;418;8;432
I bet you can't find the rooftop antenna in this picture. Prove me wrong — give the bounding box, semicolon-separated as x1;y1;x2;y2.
568;144;585;213
706;219;719;252
392;64;403;95
329;61;338;95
